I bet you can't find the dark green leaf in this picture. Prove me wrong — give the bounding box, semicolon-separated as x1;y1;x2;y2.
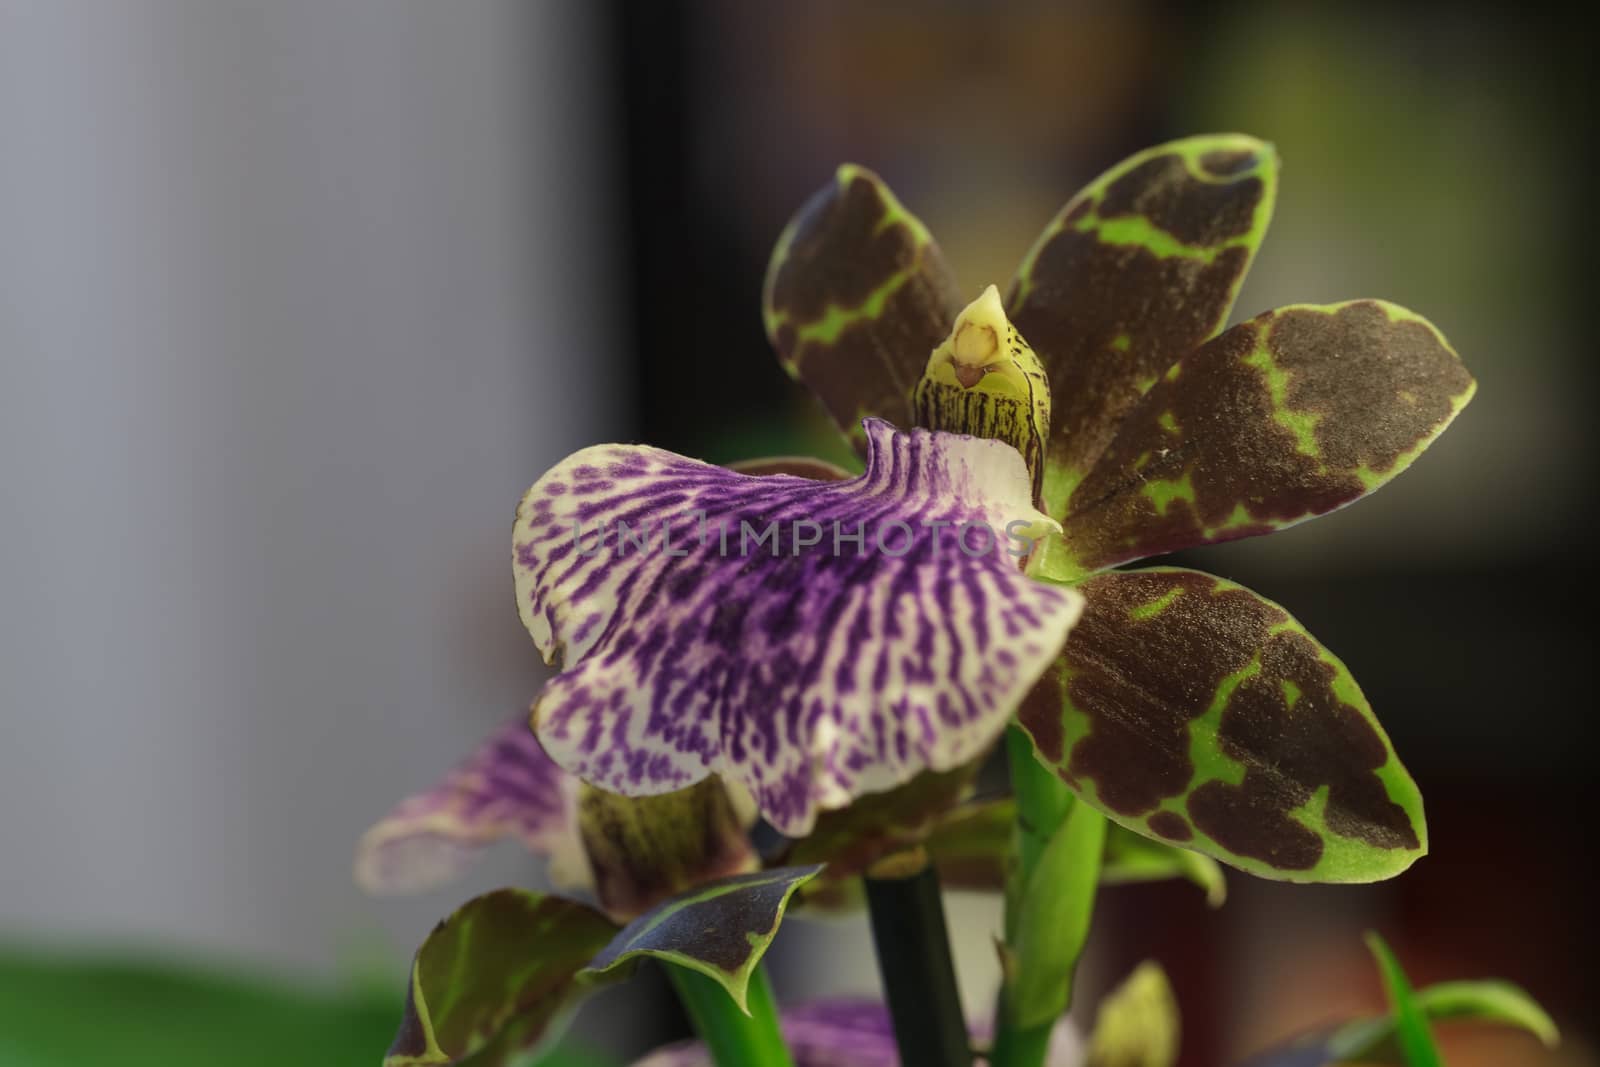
583;866;823;1013
386;890;618;1067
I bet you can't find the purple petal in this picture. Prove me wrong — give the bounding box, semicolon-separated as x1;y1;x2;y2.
630;997;1082;1067
354;715;590;894
513;419;1084;835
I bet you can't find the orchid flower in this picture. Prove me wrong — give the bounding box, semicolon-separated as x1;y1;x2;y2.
356;134;1498;1067
759;133;1472;1065
764;135;1469;884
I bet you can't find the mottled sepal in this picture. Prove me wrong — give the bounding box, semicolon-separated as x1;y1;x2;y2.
1102;824;1226;907
783;761;982;904
582;866;822;1013
913;284;1051;502
1006;134;1278;517
801;795;1225;910
764;164;964;450
355;717;590;895
514;419;1083;835
1059;301;1474;572
578;778;758;922
631;997;1083;1067
1085;962;1180;1067
1017;568;1426;883
384;889;617;1067
1241;976;1559;1066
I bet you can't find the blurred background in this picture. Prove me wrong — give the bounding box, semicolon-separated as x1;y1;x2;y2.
0;2;1590;1065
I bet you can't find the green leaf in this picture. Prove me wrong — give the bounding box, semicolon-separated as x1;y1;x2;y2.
763;164;964;454
582;866;823;1014
1102;824;1226;907
1005;134;1278;519
1016;568;1426;883
1057;301;1474;574
1364;934;1442;1067
1085;962;1180;1067
386;890;619;1067
1411;981;1559;1047
1010;796;1107;1028
0;948;395;1067
1242;977;1558;1066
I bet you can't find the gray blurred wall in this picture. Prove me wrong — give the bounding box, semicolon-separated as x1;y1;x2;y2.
0;0;622;974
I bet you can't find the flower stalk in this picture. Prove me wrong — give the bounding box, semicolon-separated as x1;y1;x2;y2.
991;725;1105;1067
665;962;795;1067
863;848;974;1067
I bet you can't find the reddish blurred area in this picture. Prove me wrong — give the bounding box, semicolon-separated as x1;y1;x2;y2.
607;2;1593;1064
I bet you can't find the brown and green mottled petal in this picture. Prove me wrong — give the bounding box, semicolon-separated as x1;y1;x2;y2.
1016;568;1426;883
1005;134;1278;518
578;778;759;922
1058;301;1474;574
1102;823;1226;907
385;890;618;1067
1241;977;1558;1066
763;164;963;451
582;866;823;1013
800;797;1225;911
785;762;982;903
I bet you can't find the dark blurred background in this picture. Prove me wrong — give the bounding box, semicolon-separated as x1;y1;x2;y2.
1;2;1591;1065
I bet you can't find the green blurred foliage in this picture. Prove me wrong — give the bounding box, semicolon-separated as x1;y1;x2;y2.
0;947;615;1067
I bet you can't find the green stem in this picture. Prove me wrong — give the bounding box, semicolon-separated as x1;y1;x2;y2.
1004;725;1075;939
864;852;973;1067
991;724;1104;1067
665;963;795;1067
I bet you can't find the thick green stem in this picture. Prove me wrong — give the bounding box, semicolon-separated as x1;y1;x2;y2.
864;852;973;1067
991;724;1105;1067
665;963;795;1067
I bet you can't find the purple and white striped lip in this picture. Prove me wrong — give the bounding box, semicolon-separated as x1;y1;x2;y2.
629;997;1083;1067
513;418;1085;837
354;715;591;895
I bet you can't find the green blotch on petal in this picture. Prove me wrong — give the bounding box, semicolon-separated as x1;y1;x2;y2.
1244;346;1324;460
1129;586;1184;622
1140;471;1196;516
